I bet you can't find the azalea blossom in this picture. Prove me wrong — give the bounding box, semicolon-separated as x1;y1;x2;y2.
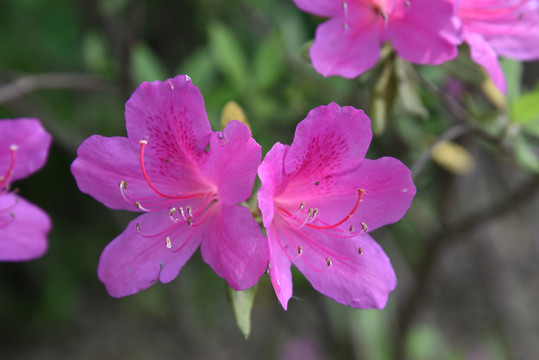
71;75;268;297
454;0;539;93
293;0;461;78
0;118;52;261
257;103;416;309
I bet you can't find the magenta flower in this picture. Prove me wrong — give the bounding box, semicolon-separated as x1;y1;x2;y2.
293;0;461;78
454;0;539;93
0;118;52;261
71;75;268;297
257;103;416;309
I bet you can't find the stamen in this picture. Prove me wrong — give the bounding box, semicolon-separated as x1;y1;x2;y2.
358;247;363;255
136;223;141;232
186;205;193;217
166;236;172;248
187;218;193;227
299;202;305;211
178;207;187;221
297;246;303;255
134;201;152;212
349;225;355;232
361;222;368;232
326;258;332;267
306;189;365;230
169;207;177;216
0;144;17;189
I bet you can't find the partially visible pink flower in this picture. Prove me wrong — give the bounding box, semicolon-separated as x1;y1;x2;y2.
257;103;415;309
294;0;461;78
0;118;52;261
71;75;268;297
455;0;539;93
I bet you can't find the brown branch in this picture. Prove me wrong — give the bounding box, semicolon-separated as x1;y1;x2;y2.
395;175;539;359
0;73;115;104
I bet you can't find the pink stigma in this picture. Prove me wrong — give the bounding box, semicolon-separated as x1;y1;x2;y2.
306;189;364;230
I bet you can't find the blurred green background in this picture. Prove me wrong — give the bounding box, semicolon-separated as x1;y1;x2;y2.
1;0;539;359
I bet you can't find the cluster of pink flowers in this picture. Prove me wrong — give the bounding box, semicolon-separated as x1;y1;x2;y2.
0;118;52;262
7;1;534;310
71;75;416;308
295;0;539;93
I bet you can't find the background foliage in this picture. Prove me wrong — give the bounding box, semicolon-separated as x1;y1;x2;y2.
1;0;539;359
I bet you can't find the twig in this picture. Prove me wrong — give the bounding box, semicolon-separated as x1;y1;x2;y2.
0;73;114;104
396;175;539;359
411;124;470;179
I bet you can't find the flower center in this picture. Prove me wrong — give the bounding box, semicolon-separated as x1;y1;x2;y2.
273;188;367;272
117;139;217;252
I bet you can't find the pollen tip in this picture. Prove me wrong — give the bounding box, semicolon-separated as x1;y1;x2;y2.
299;202;305;211
136;223;141;232
9;144;18;151
326;258;332;267
361;222;368;232
187;218;193;227
358;247;363;255
297;246;303;255
349;224;355;232
139;139;148;145
169;207;177;216
119;180;128;189
166;236;172;248
134;201;141;208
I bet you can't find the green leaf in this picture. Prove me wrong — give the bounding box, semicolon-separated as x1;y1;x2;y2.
254;33;284;89
511;91;539;123
208;22;249;93
177;47;217;92
226;284;258;339
500;58;522;104
131;43;168;84
515;135;539;173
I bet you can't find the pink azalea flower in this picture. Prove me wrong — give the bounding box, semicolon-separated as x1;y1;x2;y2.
454;0;539;93
257;103;416;309
293;0;462;78
71;75;268;297
0;118;52;261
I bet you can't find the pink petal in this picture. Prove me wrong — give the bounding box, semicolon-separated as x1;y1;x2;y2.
284;103;372;179
97;210;203;297
267;224;293;310
199;205;268;291
388;0;461;65
292;0;343;17
200;120;262;206
347;157;416;232
465;32;507;93
257;142;288;228
0;118;51;182
125;75;212;168
0;193;50;261
292;230;396;309
310;16;382;78
72;135;158;211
